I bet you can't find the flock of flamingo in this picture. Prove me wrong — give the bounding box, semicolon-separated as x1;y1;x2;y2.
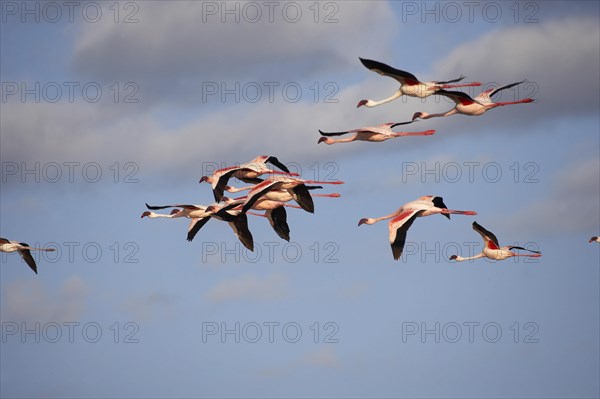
2;58;598;272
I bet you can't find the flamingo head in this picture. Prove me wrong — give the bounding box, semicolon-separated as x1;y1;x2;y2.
412;112;424;121
449;255;458;261
590;236;599;243
358;218;371;226
357;99;369;108
317;137;330;144
199;176;209;184
141;211;151;218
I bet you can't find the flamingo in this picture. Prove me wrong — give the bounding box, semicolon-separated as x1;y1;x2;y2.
202;202;255;251
318;122;435;145
199;155;298;202
240;176;344;214
227;190;341;241
450;222;542;261
589;236;600;243
358;196;477;260
0;237;56;274
141;203;213;242
412;81;535;120
220;197;298;241
357;57;481;107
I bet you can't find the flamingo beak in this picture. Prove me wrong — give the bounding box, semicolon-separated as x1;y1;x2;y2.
449;255;457;260
199;176;208;183
357;100;368;108
318;137;327;144
141;211;150;218
412;112;422;121
358;218;367;226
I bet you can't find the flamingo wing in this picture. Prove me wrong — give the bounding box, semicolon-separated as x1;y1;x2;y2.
242;181;283;213
488;81;525;99
186;217;212;242
18;247;38;274
359;57;419;84
146;203;201;210
389;210;425;260
290;184;315;213
265;156;291;173
435;89;476;105
472;221;500;250
213;169;241;202
432;196;451;220
266;207;290;241
230;214;254;251
435;75;466;85
506;245;541;254
318;129;352;137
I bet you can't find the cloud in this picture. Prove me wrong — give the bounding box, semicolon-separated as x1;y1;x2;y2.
72;1;397;105
257;346;341;378
1;275;87;323
122;292;176;323
300;346;340;368
504;157;600;234
0;79;414;186
204;272;288;303
337;282;370;300
428;16;600;130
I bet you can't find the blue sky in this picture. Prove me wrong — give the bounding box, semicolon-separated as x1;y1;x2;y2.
1;1;599;398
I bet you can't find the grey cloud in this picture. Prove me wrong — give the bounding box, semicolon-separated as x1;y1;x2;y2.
1;275;87;324
431;16;599;128
72;1;397;105
204;272;288;303
504;157;600;234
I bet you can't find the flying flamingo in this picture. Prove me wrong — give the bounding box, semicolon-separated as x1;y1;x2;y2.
0;237;56;274
589;236;599;243
227;190;341;241
240;176;344;214
450;222;542;262
221;197;299;241
199;155;298;202
412;81;535;120
357;57;481;107
141;203;213;242
358;196;477;260
318;122;435;145
200;202;255;251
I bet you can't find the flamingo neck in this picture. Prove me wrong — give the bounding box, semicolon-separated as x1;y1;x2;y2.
453;253;484;262
365;90;402;107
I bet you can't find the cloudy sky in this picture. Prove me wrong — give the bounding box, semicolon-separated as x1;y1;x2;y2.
1;1;599;397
